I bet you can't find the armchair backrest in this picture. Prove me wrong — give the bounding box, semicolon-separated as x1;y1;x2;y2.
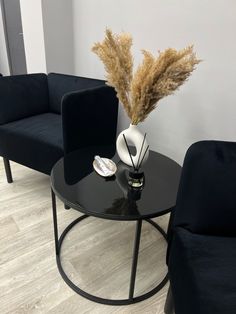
0;73;49;125
47;73;105;114
173;140;236;237
62;85;118;154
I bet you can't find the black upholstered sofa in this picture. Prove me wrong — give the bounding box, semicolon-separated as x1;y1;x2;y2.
165;141;236;314
0;73;118;182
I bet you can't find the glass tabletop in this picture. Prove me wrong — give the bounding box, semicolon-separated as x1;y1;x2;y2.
51;145;182;221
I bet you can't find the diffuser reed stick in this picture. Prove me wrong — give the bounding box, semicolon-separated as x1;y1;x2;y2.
138;145;150;170
123;134;136;171
123;133;149;172
136;133;146;170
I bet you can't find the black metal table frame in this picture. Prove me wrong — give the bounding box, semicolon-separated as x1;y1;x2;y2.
51;189;168;306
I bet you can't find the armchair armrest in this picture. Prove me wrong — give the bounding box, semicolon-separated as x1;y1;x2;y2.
0;74;49;125
62;85;118;154
172;140;236;237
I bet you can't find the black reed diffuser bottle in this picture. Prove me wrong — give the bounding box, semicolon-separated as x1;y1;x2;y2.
128;171;145;189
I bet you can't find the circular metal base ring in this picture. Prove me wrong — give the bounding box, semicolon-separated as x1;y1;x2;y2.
56;215;168;306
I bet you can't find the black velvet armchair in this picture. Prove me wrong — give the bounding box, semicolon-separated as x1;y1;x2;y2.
0;73;118;182
165;141;236;314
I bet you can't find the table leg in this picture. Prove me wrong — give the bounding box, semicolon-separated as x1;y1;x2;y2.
129;219;143;299
51;189;59;255
3;158;13;183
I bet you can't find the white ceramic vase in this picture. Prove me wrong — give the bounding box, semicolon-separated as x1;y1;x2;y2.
116;124;149;168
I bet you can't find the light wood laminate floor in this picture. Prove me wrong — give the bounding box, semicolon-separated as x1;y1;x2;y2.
0;159;169;314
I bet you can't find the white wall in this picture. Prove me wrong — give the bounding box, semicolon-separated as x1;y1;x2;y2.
72;0;236;164
41;0;74;74
0;4;10;75
20;0;47;73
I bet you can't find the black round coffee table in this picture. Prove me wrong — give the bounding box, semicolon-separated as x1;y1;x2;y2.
50;145;181;305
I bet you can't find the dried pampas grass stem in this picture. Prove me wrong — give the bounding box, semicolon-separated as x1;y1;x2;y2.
92;29;201;125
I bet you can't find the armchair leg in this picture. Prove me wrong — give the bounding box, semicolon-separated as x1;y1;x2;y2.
164;286;175;314
3;158;13;183
64;204;70;210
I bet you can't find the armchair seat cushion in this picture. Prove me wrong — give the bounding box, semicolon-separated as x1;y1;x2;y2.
169;227;236;314
0;113;63;174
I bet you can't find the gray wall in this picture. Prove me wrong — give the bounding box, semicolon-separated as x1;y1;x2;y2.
0;2;10;75
41;0;74;74
2;0;27;75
